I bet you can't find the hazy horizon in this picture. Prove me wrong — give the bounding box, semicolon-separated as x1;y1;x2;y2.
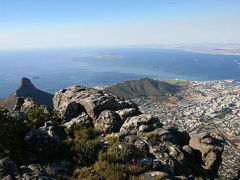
0;0;240;50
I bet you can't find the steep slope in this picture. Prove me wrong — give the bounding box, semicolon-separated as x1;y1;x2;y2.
0;78;53;110
103;78;180;102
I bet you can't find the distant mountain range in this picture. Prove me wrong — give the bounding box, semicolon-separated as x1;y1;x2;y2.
103;78;180;102
0;78;53;110
0;77;181;111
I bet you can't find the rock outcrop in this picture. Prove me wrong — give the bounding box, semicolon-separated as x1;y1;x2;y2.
120;114;162;133
24;121;64;157
53;85;139;131
189;132;224;176
13;97;50;114
0;83;225;179
62;112;93;129
0;159;56;180
94;110;122;133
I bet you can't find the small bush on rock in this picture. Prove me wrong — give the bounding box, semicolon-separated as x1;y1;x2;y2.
26;105;51;128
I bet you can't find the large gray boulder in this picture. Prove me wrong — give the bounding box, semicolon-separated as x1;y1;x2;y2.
115;108;141;120
94;110;122;133
189;132;224;175
147;141;185;175
24;121;64;156
62;112;93;129
53;86;138;121
120;114;162;133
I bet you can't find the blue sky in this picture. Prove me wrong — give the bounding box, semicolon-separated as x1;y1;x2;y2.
0;0;239;49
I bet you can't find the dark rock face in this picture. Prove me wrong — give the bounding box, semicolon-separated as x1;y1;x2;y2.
189;132;224;176
0;78;53;110
24;121;64;157
9;111;28;122
0;159;56;180
16;78;54;109
0;159;18;178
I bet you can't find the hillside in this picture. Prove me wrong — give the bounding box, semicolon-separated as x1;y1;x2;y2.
103;78;180;102
0;78;53;110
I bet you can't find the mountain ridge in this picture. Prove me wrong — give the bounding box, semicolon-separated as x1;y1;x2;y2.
0;78;53;110
103;78;181;102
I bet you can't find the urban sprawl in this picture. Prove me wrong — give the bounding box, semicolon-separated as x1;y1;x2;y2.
134;80;240;179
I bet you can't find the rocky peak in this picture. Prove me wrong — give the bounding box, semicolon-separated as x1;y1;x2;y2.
17;77;36;90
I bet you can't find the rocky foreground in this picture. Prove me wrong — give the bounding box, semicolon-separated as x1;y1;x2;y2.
0;84;227;179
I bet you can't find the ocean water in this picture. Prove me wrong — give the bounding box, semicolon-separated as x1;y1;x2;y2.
0;47;239;97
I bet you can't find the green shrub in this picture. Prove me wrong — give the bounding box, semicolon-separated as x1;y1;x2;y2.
144;132;159;145
64;127;102;168
0;112;30;163
99;141;143;164
105;136;121;145
76;160;142;180
25;105;51;128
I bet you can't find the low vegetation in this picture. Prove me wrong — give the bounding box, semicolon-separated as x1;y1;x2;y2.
64;126;102;168
0;105;225;179
0;109;30;164
26;105;51;128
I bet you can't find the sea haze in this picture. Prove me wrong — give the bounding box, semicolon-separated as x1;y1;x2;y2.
0;47;239;97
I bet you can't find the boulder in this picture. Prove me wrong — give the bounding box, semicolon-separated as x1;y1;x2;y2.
53;86;138;121
182;145;202;164
62;112;93;129
137;157;153;171
9;111;28;121
140;171;169;180
153;128;175;143
120;114;162;133
0;162;57;180
24;121;64;157
189;132;224;176
14;97;36;112
94;110;122;133
0;159;18;178
134;139;149;154
162;125;190;146
146;138;186;175
115;108;141;120
27;164;44;172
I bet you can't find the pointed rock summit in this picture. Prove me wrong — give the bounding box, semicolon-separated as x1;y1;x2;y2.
0;78;53;110
18;77;36;90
